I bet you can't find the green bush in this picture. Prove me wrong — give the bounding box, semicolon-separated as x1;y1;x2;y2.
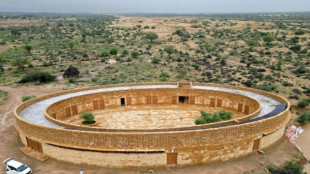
296;112;310;125
80;112;95;124
268;160;303;174
22;95;37;102
195;110;233;125
19;71;55;83
256;83;275;92
295;30;305;35
160;71;170;78
0;90;8;105
151;57;161;64
282;81;293;87
297;100;309;108
242;80;253;87
68;78;77;84
109;48;118;55
131;51;139;58
100;51;109;57
284;161;302;173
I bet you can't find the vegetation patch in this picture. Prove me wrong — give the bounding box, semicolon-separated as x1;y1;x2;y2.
19;71;56;84
0;90;8;105
296;111;310;125
22;95;37;102
267;160;304;174
80;112;96;125
297;99;310;108
195;110;233;125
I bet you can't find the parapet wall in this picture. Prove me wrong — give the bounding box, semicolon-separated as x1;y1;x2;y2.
14;82;291;167
45;88;260;131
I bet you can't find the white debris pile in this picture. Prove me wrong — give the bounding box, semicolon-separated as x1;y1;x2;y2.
285;125;304;151
286;125;304;142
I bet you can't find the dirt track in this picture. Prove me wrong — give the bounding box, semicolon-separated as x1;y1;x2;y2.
0;86;301;174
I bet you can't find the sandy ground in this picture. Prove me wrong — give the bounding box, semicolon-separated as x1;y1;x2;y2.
65;105;244;130
296;124;310;173
0;86;301;174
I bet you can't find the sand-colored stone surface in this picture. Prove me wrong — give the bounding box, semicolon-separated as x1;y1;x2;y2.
0;86;300;173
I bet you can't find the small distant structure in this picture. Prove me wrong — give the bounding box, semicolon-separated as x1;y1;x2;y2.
63;65;79;78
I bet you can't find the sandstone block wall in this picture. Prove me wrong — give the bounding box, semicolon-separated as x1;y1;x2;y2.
14;82;291;167
45;88;260;131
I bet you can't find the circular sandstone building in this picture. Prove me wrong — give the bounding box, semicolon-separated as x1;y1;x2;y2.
15;82;290;167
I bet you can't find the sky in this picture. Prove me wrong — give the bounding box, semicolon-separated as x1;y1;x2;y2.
0;0;310;14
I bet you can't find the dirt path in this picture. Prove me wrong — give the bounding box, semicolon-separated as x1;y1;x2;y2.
0;86;300;174
296;124;310;173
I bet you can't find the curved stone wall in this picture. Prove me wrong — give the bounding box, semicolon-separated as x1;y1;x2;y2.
14;82;291;167
44;88;261;131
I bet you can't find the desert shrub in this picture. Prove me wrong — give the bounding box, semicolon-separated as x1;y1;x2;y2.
109;48;118;55
242;80;253;87
293;88;302;94
159;77;168;82
295;66;307;74
195;118;206;125
68;78;77;84
282;81;293;87
296;111;310;125
151;57;161;64
131;51;139;58
295;30;305;35
263;34;274;43
297;100;309;108
160;71;170;78
80;112;95;124
122;49;128;56
19;71;55;83
22;95;37;102
290;45;301;52
100;51;109;57
268;160;303;174
0;90;8;105
256;83;275;92
195;110;233;125
116;56;121;61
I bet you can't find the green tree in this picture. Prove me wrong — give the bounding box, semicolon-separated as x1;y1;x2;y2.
80;112;95;124
109;48;118;55
9;27;21;37
131;51;139;59
145;32;158;43
122;49;128;56
11;57;30;71
68;41;74;51
263;35;275;44
24;45;33;54
100;51;109;57
297;100;309;108
246;39;257;49
164;46;174;58
151;57;161;64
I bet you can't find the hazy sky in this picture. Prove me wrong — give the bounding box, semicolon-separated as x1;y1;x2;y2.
1;0;310;13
